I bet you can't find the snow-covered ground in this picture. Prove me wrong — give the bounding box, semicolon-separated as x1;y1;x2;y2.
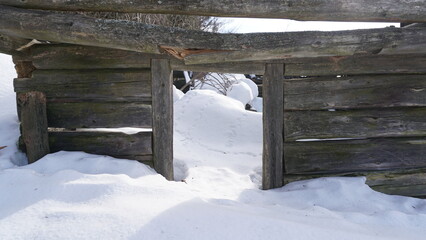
0;52;425;239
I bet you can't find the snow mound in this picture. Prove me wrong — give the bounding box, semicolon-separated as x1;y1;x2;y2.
21;151;156;178
226;81;253;106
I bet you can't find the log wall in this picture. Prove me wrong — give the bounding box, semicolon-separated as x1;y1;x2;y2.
13;45;174;176
279;72;426;197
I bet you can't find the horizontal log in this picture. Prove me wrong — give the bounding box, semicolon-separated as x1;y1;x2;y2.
184;27;426;64
0;33;29;55
284;168;426;197
285;75;426;110
14;69;152;102
46;102;152;128
14;45;426;76
284;107;426;141
284;137;426;174
49;131;153;162
1;6;426;62
0;0;424;22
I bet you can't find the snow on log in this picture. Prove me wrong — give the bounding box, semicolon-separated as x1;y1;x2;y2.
0;0;425;22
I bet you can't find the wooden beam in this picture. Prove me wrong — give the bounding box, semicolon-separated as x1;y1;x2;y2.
151;59;174;180
284;137;426;174
284;74;426;110
14;69;152;102
262;63;284;190
49;131;153;163
0;33;28;55
0;5;232;55
1;6;426;63
284;107;426;141
17;91;50;163
183;27;426;64
45;102;152;129
0;0;424;22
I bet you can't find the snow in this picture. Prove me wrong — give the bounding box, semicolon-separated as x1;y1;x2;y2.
1;51;426;240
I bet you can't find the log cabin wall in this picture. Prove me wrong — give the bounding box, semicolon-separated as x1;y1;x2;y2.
13;44;174;179
279;66;426;198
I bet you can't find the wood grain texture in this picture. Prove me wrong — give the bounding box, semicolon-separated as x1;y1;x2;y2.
262;63;284;190
17;91;50;163
284;137;426;174
0;33;29;55
284;168;426;197
14;69;152;102
46;102;152;128
284;107;426;141
284;74;426;110
16;45;426;76
1;6;425;62
49;131;153;162
0;0;424;22
151;59;174;180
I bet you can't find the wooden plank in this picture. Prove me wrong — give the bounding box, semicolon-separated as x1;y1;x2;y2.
18;45;426;76
284;74;426;110
284;107;426;141
0;0;424;22
1;6;425;62
151;59;174;180
284;168;426;197
17;91;50;163
49;131;153;162
14;69;152;102
46;102;152;128
0;33;28;55
262;63;284;190
284;137;426;174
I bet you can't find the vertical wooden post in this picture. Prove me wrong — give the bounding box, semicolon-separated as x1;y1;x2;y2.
151;59;174;180
17;91;50;164
262;63;285;190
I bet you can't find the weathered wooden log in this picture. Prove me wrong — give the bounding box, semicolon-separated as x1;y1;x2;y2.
284;167;426;197
46;102;152;128
14;69;152;102
0;5;232;55
49;131;153;163
151;59;174;180
263;63;284;190
284;137;426;174
1;6;426;62
0;0;425;22
17;91;50;163
14;45;426;76
184;27;426;64
284;74;426;110
0;33;29;55
284;107;426;141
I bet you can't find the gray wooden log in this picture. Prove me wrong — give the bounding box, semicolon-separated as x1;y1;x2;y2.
45;102;152;129
284;167;426;197
284;137;426;174
14;69;152;102
262;63;284;190
1;6;426;62
49;131;153;163
184;27;426;64
0;0;425;22
14;45;426;76
151;59;174;180
284;107;426;141
284;74;426;110
0;33;29;55
17;91;50;163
